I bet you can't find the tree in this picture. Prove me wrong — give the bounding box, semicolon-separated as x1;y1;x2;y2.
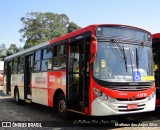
6;44;19;56
0;43;7;59
0;43;23;58
19;12;81;49
67;22;81;33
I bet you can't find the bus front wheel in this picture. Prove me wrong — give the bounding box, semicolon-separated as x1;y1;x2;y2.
57;93;68;119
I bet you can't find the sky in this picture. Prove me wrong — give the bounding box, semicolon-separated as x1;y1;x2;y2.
1;0;160;48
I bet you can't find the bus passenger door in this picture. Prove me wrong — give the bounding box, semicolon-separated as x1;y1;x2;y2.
67;37;90;113
24;55;33;99
5;61;12;95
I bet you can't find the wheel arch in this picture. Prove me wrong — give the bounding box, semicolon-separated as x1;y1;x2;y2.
53;89;65;108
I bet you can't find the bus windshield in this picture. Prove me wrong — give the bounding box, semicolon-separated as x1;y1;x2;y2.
93;42;154;82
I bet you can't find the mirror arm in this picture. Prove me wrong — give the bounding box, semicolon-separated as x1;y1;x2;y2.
90;34;97;64
90;54;96;64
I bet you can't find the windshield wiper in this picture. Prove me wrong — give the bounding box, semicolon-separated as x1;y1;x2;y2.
136;48;139;70
110;39;127;72
122;46;127;72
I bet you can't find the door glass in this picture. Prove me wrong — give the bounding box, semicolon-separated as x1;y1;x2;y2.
69;45;79;79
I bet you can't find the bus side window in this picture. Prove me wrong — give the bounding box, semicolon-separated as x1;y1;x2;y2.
41;46;53;71
12;58;18;74
33;50;41;71
18;56;24;74
53;43;66;70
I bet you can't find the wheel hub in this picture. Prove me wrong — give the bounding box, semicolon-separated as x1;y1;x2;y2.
59;100;66;112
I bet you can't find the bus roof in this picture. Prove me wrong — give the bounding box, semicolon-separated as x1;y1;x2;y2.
4;24;151;61
152;33;160;39
4;41;50;61
49;24;151;44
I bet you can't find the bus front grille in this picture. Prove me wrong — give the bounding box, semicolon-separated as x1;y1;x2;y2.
109;86;151;91
116;97;146;101
118;108;144;112
116;104;145;112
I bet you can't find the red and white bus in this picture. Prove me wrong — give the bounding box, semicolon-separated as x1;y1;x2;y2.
152;33;160;105
0;61;4;86
3;24;155;118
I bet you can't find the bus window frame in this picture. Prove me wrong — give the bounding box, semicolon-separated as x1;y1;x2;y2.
17;56;25;74
12;57;18;74
41;45;53;72
53;42;67;71
33;49;42;72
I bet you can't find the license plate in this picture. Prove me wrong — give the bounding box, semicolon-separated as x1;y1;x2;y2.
127;104;138;109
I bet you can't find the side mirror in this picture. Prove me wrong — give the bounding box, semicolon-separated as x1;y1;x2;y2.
90;34;97;64
90;34;97;55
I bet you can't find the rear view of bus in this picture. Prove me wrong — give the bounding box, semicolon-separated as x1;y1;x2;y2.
152;33;160;105
91;25;155;115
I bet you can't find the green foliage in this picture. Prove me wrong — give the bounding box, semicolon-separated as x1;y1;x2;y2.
6;44;19;56
0;44;22;58
0;44;7;59
19;12;81;49
67;22;81;33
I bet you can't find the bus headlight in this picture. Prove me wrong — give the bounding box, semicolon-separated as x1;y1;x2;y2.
147;92;155;101
109;97;115;103
151;92;154;98
93;88;115;102
147;96;151;101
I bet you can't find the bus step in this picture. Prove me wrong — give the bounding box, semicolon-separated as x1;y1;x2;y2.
25;99;31;103
27;95;32;99
79;101;84;111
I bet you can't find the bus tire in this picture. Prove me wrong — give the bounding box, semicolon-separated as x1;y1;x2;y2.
14;88;23;105
57;93;68;119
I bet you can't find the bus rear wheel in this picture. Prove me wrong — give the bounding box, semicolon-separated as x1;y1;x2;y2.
57;93;68;119
14;88;23;105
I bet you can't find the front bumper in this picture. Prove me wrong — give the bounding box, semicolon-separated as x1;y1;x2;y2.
91;94;156;116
